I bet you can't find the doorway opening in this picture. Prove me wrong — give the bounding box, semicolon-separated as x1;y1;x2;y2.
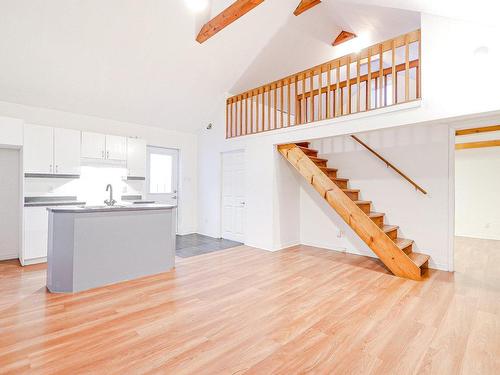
454;125;500;277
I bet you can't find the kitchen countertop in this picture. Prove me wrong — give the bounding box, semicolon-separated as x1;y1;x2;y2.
24;196;86;207
47;204;176;213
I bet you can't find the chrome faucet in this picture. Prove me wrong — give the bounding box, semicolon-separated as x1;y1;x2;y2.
104;184;116;206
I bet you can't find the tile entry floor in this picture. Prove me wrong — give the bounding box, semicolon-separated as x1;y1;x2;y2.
176;233;242;258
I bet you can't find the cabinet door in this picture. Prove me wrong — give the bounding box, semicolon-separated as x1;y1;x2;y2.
23;207;48;261
23;124;54;174
54;128;81;175
81;132;106;159
126;138;147;177
106;135;126;160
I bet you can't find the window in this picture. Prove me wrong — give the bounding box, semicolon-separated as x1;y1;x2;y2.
149;153;172;194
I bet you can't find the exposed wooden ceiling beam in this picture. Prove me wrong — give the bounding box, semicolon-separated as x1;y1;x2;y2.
455;125;500;136
196;0;264;44
332;30;357;46
293;0;321;16
455;140;500;150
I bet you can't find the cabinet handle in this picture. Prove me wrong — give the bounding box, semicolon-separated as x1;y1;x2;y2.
101;150;105;159
55;165;58;173
107;151;109;159
49;164;52;173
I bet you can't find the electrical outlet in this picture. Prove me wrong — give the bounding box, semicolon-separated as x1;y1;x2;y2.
337;230;343;238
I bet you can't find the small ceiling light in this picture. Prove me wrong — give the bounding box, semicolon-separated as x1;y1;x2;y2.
184;0;209;12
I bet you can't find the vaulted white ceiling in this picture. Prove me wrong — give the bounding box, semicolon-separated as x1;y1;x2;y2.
0;0;492;133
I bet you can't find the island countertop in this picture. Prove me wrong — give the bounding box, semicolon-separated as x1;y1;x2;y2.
47;204;176;213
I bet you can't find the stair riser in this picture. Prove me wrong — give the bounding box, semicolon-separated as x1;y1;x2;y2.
370;216;384;228
401;244;412;255
302;149;318;157
356;203;371;214
344;191;359;200
332;180;348;189
313;160;327;167
295;142;310;148
385;229;398;241
323;170;337;179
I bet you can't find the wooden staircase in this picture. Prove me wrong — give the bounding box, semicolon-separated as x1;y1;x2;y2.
278;142;429;281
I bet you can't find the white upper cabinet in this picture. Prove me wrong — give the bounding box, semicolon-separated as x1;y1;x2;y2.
54;128;81;175
126;138;147;177
106;135;127;160
81;132;126;161
24;124;53;174
81;132;106;159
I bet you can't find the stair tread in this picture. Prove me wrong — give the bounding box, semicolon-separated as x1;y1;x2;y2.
368;212;385;218
354;200;371;205
295;142;310;148
332;177;349;182
342;188;360;192
408;252;430;267
394;238;414;248
320;167;338;172
309;156;328;162
298;146;318;153
383;224;399;233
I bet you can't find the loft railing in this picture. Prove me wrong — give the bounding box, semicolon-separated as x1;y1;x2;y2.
226;29;421;138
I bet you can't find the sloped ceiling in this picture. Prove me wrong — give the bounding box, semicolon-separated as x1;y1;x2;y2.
231;0;420;94
0;0;478;133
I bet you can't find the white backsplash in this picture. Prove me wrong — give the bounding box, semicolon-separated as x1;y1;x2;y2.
24;166;144;204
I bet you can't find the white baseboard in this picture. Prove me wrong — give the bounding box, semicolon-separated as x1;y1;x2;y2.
21;257;47;266
455;233;500;241
0;253;19;261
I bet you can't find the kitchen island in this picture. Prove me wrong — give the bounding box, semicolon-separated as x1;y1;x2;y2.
46;204;176;293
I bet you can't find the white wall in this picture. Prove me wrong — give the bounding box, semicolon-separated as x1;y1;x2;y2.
0;116;23;147
306;124;452;270
455;131;500;240
0;101;198;234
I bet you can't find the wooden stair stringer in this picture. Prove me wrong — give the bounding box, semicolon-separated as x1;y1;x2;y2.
278;144;423;281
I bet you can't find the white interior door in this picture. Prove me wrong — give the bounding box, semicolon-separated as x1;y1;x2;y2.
221;150;245;242
146;146;179;230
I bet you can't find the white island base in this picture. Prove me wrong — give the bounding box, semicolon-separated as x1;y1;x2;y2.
46;205;176;293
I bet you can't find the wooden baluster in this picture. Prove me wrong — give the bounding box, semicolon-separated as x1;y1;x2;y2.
318;67;322;121
273;84;278;129
379;44;383;108
356;55;361;113
384;75;388;106
245;94;249;135
261;88;265;132
268;86;271;130
392;40;396;104
230;99;234;137
287;78;291;127
250;93;254;134
302;74;306;124
347;56;351;114
336;63;340;116
310;70;314;122
295;76;299;125
367;48;371;111
405;34;410;102
417;29;421;99
326;64;331;118
225;100;229;138
280;82;284;128
239;95;243;135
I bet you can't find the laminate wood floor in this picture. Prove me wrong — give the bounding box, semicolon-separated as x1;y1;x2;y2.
0;237;499;374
